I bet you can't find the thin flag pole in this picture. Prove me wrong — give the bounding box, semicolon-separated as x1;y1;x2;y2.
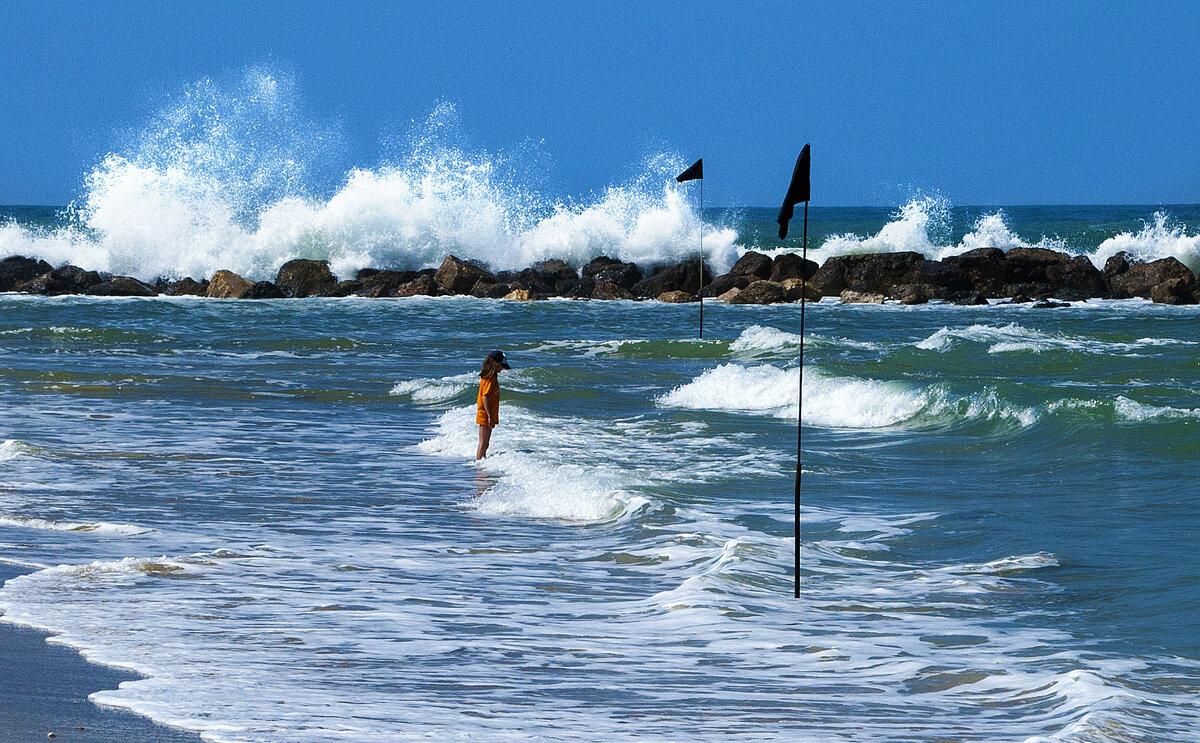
776;144;811;600
795;199;807;599
674;157;705;339
698;177;704;339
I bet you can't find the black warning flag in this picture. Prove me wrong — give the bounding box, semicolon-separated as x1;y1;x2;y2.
777;144;811;239
676;158;703;183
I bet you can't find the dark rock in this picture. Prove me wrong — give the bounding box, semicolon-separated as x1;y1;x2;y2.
245;281;285;299
0;256;53;292
1009;294;1033;304
354;270;419;297
275;259;338;297
632;261;712;298
1105;254;1195;298
355;268;381;279
769;253;819;283
163;277;208;296
591;279;633;300
582;256;642;289
701;272;752;297
1151;277;1198;305
781;278;821;302
897;284;932;305
85;276;157;297
530;259;579;294
434;255;496;295
942;248;1006;294
729;251;774;279
839;289;886;304
1001;248;1103;296
1006;283;1057;300
948;291;990;306
41;265;103;295
564;277;596;298
394;274;439;297
1051;288;1093;302
810;252;925;296
471;282;513;299
1032;300;1070;309
913;260;970;296
729;280;787;305
207;270;254;299
328;279;363;297
658;290;698;303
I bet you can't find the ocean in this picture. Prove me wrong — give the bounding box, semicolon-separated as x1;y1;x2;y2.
2;72;1200;741
3;201;1200;741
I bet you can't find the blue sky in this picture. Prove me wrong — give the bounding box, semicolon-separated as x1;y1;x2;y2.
2;1;1197;206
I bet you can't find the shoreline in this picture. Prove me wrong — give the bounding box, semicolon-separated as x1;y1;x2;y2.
0;563;204;743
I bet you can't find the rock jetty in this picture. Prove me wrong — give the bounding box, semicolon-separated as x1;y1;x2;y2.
2;249;1198;305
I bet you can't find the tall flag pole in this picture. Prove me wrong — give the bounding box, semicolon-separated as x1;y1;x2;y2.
676;158;704;338
777;144;811;599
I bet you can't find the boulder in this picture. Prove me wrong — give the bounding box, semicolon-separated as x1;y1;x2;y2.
1105;253;1195;298
471;282;513;299
530;259;579;294
275;259;338;297
435;255;496;295
394;274;439;297
502;288;539;301
701;272;752;298
632;261;712;298
29;265;103;295
334;270;420;298
896;284;932;305
1002;248;1104;296
729;251;774;279
0;256;53;292
912;260;970;296
781;278;821;302
769;253;819;283
1032;300;1070;309
658;290;698;303
729;280;787;305
207;270;254;299
163;277;208;296
591;279;634;300
942;248;1006;294
1151;277;1198;305
245;281;285;299
811;252;925;296
948;291;990;306
582;256;642;289
715;287;742;303
840;289;885;304
85;276;157;297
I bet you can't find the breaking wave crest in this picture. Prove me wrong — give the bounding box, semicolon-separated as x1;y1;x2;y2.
0;70;737;282
657;363;1039;428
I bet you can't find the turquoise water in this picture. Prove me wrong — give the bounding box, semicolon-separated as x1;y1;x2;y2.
1;292;1198;741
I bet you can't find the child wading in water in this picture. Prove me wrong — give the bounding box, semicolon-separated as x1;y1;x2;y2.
476;350;510;460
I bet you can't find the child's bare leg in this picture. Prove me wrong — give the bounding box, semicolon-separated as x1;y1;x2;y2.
476;425;493;460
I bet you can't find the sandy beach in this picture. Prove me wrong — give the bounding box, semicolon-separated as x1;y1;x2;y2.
0;563;202;743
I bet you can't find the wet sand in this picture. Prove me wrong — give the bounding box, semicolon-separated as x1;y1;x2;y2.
0;563;204;743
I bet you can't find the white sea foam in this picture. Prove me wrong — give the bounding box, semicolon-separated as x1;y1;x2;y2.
658;363;1040;428
728;325;881;354
1093;211;1200;271
418;406;649;523
0;439;27;461
3;72;738;282
0;514;153;536
1114;395;1200;422
917;323;1194;356
389;372;479;402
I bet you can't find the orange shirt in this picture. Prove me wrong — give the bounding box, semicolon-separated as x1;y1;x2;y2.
476;374;499;426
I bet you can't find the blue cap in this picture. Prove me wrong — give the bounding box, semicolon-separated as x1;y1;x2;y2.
488;350;511;369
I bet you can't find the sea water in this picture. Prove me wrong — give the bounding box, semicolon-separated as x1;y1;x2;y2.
2;69;1200;741
1;291;1199;742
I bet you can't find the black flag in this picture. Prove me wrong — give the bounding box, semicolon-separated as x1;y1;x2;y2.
777;144;810;239
676;158;703;183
